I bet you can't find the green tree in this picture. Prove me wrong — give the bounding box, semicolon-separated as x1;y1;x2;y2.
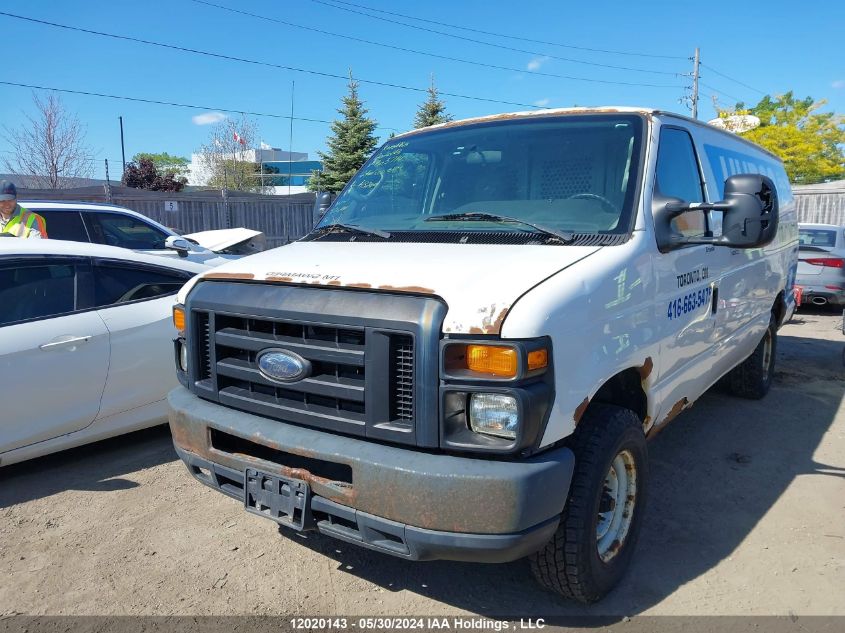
413;76;452;129
122;158;186;191
309;76;379;193
719;92;845;184
132;152;189;177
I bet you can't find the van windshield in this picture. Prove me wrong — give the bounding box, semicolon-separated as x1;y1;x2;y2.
312;114;644;244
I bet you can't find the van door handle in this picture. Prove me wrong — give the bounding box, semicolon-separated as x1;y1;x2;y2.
39;335;92;351
711;286;719;315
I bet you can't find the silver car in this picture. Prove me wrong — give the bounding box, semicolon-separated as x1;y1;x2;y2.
797;223;845;307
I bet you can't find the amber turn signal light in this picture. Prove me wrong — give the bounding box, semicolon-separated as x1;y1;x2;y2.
172;305;186;334
527;349;548;371
466;345;519;378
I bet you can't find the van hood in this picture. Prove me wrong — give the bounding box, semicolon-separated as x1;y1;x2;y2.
182;241;600;334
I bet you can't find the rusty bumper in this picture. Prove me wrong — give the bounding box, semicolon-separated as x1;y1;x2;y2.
168;387;574;560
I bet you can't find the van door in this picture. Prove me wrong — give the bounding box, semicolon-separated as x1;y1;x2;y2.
698;141;785;374
651;126;721;423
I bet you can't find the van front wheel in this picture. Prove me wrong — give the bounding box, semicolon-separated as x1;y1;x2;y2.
529;404;648;603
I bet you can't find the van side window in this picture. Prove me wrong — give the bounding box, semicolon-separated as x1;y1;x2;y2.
655;128;706;237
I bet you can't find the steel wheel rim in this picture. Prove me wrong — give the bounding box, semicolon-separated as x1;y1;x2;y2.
596;449;637;563
762;329;773;374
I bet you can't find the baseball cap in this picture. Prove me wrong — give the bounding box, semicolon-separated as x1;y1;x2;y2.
0;180;17;201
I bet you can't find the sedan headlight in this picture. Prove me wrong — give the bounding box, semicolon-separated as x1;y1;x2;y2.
469;393;519;439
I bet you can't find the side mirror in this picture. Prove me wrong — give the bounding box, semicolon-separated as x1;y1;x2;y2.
314;191;334;225
654;174;779;252
719;174;779;248
164;235;191;257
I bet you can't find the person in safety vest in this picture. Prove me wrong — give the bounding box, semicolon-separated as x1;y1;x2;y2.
0;181;48;239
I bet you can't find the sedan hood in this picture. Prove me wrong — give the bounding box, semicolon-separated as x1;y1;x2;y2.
183;228;266;254
180;241;599;334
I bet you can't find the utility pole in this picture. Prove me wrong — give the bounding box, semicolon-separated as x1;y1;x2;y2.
691;47;700;119
119;116;126;173
104;159;113;202
288;80;295;197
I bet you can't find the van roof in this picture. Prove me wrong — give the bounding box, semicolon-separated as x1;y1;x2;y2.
396;106;782;163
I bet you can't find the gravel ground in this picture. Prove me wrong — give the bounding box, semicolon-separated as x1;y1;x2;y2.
1;309;844;617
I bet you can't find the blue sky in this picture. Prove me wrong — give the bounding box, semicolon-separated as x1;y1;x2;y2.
1;0;843;180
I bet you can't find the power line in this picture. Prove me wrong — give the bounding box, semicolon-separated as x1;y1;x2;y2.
699;81;745;105
306;0;681;76
700;63;765;96
0;79;392;134
311;0;685;60
0;12;543;109
0;80;334;123
184;2;682;88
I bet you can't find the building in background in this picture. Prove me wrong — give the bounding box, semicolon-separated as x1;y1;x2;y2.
187;147;321;194
261;160;323;193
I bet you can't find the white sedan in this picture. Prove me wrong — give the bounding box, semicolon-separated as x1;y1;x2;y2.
21;200;266;266
0;238;208;466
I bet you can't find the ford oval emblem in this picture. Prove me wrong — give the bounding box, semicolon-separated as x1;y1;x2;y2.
257;349;311;383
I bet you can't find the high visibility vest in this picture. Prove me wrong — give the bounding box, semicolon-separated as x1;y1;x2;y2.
1;206;48;238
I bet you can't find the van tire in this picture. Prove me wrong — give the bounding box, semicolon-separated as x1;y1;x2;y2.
727;315;777;399
529;404;648;603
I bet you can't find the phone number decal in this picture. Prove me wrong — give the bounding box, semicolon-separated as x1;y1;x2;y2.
667;286;712;320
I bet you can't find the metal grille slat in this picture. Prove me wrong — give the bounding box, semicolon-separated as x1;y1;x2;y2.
215;328;365;366
390;335;415;422
196;311;212;380
219;385;367;427
216;358;365;402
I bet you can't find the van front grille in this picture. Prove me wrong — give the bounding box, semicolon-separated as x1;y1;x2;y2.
191;309;417;442
185;283;445;448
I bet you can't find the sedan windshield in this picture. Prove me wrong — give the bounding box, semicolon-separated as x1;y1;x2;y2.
314;114;644;243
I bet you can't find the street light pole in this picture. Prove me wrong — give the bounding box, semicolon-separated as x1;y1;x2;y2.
119;116;126;173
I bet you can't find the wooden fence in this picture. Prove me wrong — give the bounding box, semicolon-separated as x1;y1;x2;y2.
19;186;318;249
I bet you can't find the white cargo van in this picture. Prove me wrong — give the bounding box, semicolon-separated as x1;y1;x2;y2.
167;107;797;602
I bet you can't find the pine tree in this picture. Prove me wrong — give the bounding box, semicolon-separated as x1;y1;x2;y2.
413;76;452;129
310;75;379;193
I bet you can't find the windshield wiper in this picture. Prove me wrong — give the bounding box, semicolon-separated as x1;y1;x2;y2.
309;222;391;240
424;212;575;244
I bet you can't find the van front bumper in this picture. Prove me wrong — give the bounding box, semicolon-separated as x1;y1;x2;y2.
168;386;574;562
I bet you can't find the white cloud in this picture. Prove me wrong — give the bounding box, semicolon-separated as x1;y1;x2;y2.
192;111;227;125
832;79;845;89
534;98;551;107
527;56;550;72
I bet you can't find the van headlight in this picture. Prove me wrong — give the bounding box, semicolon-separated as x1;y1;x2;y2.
469;393;519;439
